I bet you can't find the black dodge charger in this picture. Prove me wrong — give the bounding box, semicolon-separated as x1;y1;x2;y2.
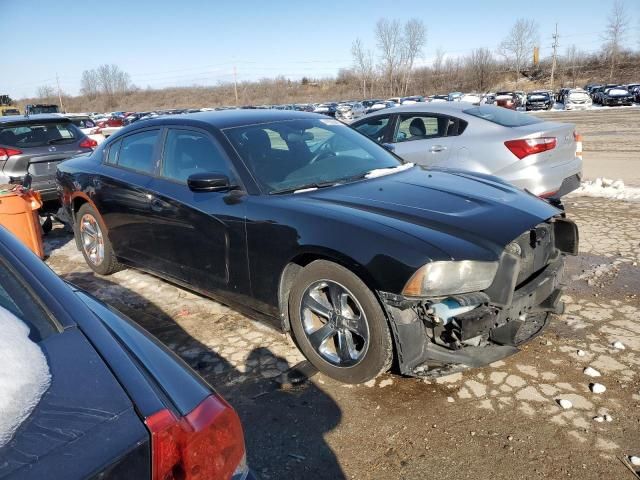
56;110;578;384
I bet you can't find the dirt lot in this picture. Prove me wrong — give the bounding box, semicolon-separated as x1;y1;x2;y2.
532;107;640;186
42;109;640;479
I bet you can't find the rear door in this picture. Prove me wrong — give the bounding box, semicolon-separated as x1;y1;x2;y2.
93;128;161;266
390;113;453;166
146;126;249;297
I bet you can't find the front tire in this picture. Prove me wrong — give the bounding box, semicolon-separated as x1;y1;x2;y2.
75;203;123;275
289;260;393;384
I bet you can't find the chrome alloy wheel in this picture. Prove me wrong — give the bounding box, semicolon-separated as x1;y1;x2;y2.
80;213;105;266
300;280;370;367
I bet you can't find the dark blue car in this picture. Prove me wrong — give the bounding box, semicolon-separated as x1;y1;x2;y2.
0;227;253;480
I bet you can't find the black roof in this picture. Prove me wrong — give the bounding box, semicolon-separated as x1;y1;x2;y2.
127;109;321;132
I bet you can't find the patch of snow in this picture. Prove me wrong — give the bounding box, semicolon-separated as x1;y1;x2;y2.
577;350;586;357
558;398;573;409
630;456;640;466
583;366;601;377
570;177;640;202
593;415;604;422
603;414;613;422
590;383;606;394
0;306;51;448
364;163;414;179
612;340;626;350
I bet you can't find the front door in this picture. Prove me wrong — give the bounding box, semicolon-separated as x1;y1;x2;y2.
390;113;453;166
147;127;248;297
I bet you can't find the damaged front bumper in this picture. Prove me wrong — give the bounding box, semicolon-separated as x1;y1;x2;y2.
379;218;577;378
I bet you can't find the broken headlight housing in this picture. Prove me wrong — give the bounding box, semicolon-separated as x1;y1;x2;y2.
403;260;499;297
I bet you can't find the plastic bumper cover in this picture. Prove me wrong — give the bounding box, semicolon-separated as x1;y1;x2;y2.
379;257;565;378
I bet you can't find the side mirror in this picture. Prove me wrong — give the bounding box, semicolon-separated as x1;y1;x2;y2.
382;143;396;152
187;172;231;192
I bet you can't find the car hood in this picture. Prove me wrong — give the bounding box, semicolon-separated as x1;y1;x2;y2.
299;166;559;259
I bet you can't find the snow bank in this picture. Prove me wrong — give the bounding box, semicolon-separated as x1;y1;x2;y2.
0;306;51;448
569;177;640;202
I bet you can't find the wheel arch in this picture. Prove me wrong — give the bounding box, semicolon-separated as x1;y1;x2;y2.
277;248;381;332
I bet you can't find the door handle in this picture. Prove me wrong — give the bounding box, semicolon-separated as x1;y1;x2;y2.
430;145;447;152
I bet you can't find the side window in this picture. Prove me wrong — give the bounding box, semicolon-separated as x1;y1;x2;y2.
354;116;390;143
394;115;443;142
117;130;160;174
161;129;230;183
106;139;121;165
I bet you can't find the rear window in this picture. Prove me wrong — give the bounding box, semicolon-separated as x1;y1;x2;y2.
70;118;96;129
0;122;78;148
0;260;56;342
462;106;542;127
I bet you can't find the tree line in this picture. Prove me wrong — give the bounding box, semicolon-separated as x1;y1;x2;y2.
28;0;636;111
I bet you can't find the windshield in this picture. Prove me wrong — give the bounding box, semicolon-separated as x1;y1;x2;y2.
463;105;542;127
224;118;403;193
0;122;78;148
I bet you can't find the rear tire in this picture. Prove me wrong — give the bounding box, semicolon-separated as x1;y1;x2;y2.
288;260;393;384
75;203;123;275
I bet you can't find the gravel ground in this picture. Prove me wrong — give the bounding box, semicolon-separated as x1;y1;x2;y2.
43;195;640;480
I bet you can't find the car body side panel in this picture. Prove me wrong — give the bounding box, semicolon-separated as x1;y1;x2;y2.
0;328;150;480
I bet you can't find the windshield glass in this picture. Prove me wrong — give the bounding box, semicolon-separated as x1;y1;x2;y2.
0;122;78;148
462;105;542;127
224;118;403;193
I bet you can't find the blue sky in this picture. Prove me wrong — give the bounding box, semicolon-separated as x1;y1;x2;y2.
3;0;638;97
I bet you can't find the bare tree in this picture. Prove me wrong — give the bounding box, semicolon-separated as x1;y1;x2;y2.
400;19;427;95
603;0;630;81
375;18;403;95
79;64;132;108
563;44;585;87
497;19;539;87
80;69;100;98
351;38;374;98
431;48;446;92
36;85;56;101
466;48;495;92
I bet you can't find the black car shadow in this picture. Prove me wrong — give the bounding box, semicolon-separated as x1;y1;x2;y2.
59;271;345;480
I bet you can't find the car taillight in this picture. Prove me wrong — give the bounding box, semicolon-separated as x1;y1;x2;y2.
504;137;557;159
145;395;246;480
79;138;98;149
0;147;22;161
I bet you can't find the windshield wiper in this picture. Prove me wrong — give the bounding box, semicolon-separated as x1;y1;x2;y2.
48;137;75;144
269;181;338;195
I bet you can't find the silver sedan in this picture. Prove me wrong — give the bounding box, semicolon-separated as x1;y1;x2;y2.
351;103;582;198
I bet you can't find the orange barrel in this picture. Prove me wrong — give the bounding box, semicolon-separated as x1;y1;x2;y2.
0;190;44;259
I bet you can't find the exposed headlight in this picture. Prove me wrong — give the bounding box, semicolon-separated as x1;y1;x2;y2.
403;260;499;297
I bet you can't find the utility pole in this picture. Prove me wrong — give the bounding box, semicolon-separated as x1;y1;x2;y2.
56;73;65;113
550;23;559;93
233;65;238;107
